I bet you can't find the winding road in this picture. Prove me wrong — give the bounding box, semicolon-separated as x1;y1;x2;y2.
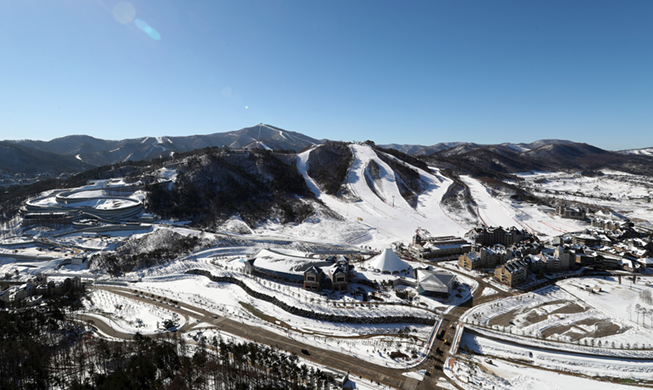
80;269;515;390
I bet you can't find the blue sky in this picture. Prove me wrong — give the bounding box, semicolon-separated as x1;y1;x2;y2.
1;0;651;150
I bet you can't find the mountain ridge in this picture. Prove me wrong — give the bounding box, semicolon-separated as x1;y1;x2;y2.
4;125;653;178
2;124;321;175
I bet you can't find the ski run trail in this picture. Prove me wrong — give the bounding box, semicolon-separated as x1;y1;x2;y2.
460;175;587;238
298;144;466;248
297;144;588;248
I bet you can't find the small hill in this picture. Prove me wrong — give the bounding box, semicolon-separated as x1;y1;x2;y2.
147;148;315;227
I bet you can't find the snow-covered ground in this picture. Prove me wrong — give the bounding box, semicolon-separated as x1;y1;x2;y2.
558;276;653;333
461;281;653;353
295;144;467;249
5;149;653;389
88;274;438;369
445;354;644;389
460;331;653;382
82;289;189;334
462;175;589;237
452;277;653;387
517;170;653;225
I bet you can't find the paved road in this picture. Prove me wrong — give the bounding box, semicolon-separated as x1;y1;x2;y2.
84;274;516;390
412;278;514;389
88;285;423;389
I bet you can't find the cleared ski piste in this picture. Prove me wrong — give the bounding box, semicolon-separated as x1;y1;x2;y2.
460;175;589;237
296;144;466;249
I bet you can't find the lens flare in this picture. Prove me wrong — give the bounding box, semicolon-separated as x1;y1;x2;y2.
134;18;161;40
222;87;233;97
113;2;136;24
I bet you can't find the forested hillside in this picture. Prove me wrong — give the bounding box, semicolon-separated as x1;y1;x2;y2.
306;141;353;195
147;148;315;227
0;305;335;390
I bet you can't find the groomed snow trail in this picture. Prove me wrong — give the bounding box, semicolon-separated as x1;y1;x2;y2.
461;176;587;237
297;144;465;248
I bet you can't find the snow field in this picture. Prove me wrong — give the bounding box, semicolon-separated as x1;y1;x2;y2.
481;287;498;297
82;289;188;334
182;327;394;390
461;331;653;383
461;175;589;238
558;277;653;337
128;275;437;369
462;282;653;353
518;171;653;225
445;354;643;390
297;144;466;249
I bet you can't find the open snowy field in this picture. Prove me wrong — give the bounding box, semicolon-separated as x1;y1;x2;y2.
452;277;653;387
82;288;189;334
462;281;653;352
445;354;644;389
517;170;653;225
83;274;438;369
558;276;653;332
460;330;653;382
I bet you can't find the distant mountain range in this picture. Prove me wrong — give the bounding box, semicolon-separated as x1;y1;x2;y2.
619;147;653;158
2;124;321;176
380;139;579;156
408;140;653;178
2;124;653;177
0;141;94;176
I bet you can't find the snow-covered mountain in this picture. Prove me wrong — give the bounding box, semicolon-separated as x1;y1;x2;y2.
0;141;94;176
379;139;576;156
4;124;321;173
619;147;653;157
5;124;653;179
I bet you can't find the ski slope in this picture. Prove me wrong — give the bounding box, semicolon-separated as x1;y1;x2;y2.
460;176;587;237
462;176;520;229
297;144;466;248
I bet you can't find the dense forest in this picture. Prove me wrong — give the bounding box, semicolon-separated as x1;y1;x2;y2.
147;148;314;227
1;301;336;390
306;142;353;196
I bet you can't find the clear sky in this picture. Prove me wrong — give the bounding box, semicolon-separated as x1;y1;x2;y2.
1;0;651;150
